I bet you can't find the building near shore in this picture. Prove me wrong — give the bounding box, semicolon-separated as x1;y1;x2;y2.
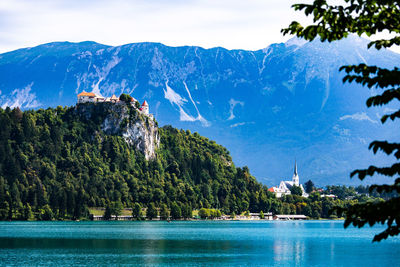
269;161;308;198
274;214;307;220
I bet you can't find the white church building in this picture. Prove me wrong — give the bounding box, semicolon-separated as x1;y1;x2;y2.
269;161;308;198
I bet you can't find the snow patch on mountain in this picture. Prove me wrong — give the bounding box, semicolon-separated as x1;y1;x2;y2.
356;50;368;64
228;98;244;120
183;81;210;127
333;124;351;137
321;73;330;110
164;81;187;106
150;48;197;85
285;37;307;48
76;51;92;60
230;121;255;128
163;81;210;125
271;105;282;114
91;56;122;95
259;47;273;74
1;83;41;109
340;112;378;124
151;48;167;76
163;81;194;121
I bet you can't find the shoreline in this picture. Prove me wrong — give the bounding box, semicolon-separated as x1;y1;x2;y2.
0;218;345;222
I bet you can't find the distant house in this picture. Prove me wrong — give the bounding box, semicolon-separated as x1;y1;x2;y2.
274;214;307;220
268;186;287;198
249;212;274;220
269;161;309;198
321;194;336;198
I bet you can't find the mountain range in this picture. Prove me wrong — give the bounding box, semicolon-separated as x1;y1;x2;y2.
0;35;399;186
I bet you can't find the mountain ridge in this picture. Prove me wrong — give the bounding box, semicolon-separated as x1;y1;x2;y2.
0;36;399;186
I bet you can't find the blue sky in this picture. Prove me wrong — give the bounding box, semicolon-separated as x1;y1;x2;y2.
0;0;305;53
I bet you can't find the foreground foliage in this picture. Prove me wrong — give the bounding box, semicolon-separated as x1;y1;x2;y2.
283;0;400;241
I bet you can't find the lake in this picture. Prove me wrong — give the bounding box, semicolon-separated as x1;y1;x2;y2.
0;220;399;266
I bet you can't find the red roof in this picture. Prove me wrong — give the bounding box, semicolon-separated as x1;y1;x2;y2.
77;91;96;97
142;100;148;106
268;187;275;192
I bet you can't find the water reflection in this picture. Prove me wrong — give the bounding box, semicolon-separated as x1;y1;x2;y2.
0;221;399;266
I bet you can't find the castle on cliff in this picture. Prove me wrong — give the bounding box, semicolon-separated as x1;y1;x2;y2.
77;91;149;115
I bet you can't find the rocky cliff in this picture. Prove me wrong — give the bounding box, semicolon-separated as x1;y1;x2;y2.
76;102;159;160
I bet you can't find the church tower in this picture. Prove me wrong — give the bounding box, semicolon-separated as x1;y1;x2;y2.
292;160;299;186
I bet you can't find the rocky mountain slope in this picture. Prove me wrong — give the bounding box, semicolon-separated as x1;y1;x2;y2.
0;36;399;185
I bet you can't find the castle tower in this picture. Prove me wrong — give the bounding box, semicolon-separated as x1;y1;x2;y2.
292;160;299;186
141;100;149;115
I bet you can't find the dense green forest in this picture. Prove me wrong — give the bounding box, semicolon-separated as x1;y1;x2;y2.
0;103;383;220
0;103;274;220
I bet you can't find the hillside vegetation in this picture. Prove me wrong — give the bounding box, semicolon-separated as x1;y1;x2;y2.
0;103;381;220
0;104;272;220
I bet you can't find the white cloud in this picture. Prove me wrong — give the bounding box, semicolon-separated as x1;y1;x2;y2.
1;0;399;54
339;112;378;124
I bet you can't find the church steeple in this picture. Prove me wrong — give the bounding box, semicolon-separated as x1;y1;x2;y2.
292;160;299;186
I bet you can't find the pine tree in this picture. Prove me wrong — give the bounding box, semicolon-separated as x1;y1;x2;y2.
305;180;315;194
260;210;265;219
132;203;143;220
159;204;170;220
104;203;112;220
146;203;158;220
170;202;181;220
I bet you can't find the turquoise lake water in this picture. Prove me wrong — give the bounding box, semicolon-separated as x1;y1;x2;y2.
0;220;399;266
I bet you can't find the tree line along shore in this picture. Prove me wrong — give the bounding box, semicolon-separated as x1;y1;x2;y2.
0;104;393;222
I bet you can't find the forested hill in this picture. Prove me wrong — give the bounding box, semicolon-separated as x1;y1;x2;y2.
0;102;272;220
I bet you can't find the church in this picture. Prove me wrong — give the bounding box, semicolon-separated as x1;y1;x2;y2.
268;161;308;198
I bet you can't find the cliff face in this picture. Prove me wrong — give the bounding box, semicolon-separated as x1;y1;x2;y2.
76;102;159;160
